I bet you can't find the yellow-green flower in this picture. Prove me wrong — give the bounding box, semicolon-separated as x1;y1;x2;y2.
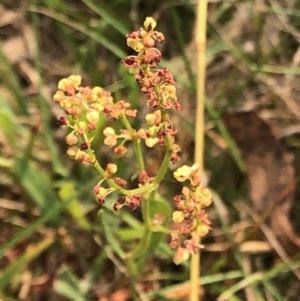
173;164;199;182
144;17;157;30
172;211;185;224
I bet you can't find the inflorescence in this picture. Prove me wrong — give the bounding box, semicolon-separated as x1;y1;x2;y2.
53;17;212;264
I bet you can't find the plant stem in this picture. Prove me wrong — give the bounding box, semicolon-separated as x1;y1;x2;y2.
127;199;152;259
153;109;173;184
125;190;156;277
84;133;157;196
153;135;173;184
121;114;145;171
191;0;208;301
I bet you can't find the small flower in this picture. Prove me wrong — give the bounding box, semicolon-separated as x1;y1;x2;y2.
165;84;177;99
138;171;150;185
195;187;212;207
153;110;161;123
92;86;104;96
120;129;132;141
68;75;82;88
145;113;156;126
53;91;65;103
90;103;104;113
114;177;127;187
127;38;144;52
114;145;127;157
57;116;69;126
137;128;146;139
173;164;199;182
67;146;79;158
144;17;157;31
172;211;185;224
147;125;159;137
126;109;137;118
156;32;165;42
143;36;155;48
173;247;190;265
86;109;99;124
184;238;204;253
74;151;92;164
94;185;115;204
103;127;117;147
105;163;118;178
58;78;69;91
113;202;123;212
152;213;165;226
145;137;159;148
196;224;210;237
182;186;190;197
58;75;81;91
88;123;96;131
76;121;86;135
125;194;142;210
65;132;78;145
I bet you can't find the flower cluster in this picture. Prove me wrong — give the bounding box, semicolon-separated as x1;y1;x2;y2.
53;17;213;266
171;164;212;264
54;75;137;162
123;17;181;161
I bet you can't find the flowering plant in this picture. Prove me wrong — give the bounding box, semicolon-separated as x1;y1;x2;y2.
53;17;211;272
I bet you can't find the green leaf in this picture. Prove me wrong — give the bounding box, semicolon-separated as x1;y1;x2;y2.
0;107;16;150
0;202;62;259
117;226;144;241
0;237;54;291
58;181;91;231
13;159;59;211
98;208;125;258
54;265;92;301
0;48;28;116
80;0;128;35
137;195;171;269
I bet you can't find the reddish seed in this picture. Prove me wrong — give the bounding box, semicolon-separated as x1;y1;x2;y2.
57;116;68;126
80;143;89;150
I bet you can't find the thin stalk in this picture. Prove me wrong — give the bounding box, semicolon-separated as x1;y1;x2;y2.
121;114;145;171
126;198;152;260
153;107;173;184
153;135;173;184
191;1;208;301
125;190;156;277
83;132;157;195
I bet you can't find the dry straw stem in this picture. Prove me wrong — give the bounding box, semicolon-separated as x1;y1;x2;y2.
190;0;208;301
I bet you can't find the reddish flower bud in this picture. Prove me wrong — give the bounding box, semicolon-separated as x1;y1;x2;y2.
138;171;150;185
88;123;96;131
156;32;165;42
93;185;100;195
123;56;136;66
80;143;89;150
57;116;69;126
114;145;127;157
114;177;127;187
143;36;155;48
